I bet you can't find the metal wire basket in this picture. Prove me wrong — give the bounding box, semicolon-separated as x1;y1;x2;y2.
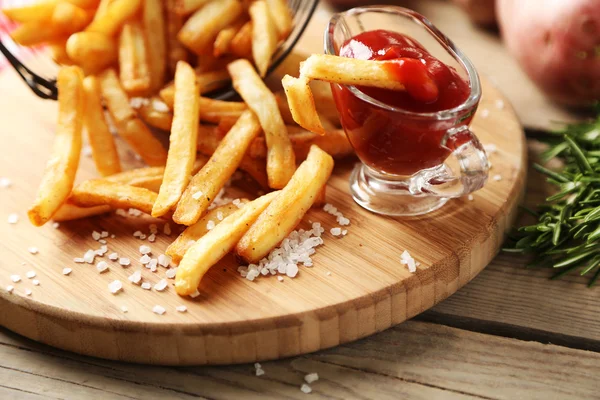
0;0;319;101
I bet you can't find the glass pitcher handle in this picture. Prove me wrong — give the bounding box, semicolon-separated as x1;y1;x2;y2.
415;126;489;198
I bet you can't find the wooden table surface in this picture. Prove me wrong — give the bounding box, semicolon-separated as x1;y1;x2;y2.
2;1;598;399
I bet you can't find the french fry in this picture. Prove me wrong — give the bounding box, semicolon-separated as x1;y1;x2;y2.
67;0;102;9
142;0;167;92
99;69;168;166
249;0;278;77
174;111;262;225
51;2;92;35
199;97;246;123
178;0;243;55
82;76;122;176
48;40;73;65
213;21;243;58
10;22;65;47
2;1;57;23
282;75;327;135
266;0;292;39
300;54;408;91
66;32;118;75
94;0;113;17
53;203;112;222
236;145;334;263
86;0;143;37
152;61;200;217
118;20;151;95
229;21;252;58
138;99;173;131
166;202;246;264
174;0;211;15
71;180;157;215
310;80;340;126
159;69;230;107
175;191;279;295
165;0;188;76
238;156;270;189
28;66;84;227
228;59;295;189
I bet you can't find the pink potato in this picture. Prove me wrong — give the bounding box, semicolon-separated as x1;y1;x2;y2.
497;0;600;107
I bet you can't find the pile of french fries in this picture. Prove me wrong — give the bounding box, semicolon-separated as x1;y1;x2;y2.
7;0;357;297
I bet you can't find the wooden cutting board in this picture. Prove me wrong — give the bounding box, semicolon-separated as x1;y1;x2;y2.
0;10;526;365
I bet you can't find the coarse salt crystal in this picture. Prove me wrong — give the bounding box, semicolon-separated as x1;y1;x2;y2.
140;254;152;264
495;99;505;109
62;268;72;275
121;306;128;313
468;194;474;201
128;270;142;284
111;234;116;239
139;234;147;240
52;222;60;229
149;224;158;234
342;229;348;236
216;211;224;220
163;223;171;236
190;289;201;298
154;279;168;291
6;285;14;293
74;257;85;263
305;373;319;384
108;280;123;294
26;271;36;279
28;247;38;255
108;252;119;261
95;245;108;256
7;213;18;224
300;384;312;394
101;231;109;238
484;143;497;154
25;288;32;296
152;305;166;315
119;257;131;266
141;282;152;290
129;97;149;109
256;368;265;376
330;227;342;236
92;231;101;240
152;99;169;112
148;233;156;242
133;230;143;238
286;263;299;278
0;177;11;188
10;275;21;283
277;276;284;282
176;305;187;313
192;191;203;200
139;245;151;255
32;279;40;286
115;209;128;217
83;250;96;263
480;109;490;118
166;268;177;279
493;174;502;181
206;220;215;230
98;239;107;245
96;261;109;273
158;254;171;268
149;259;158;272
232;198;242;208
326;271;332;276
129;208;142;217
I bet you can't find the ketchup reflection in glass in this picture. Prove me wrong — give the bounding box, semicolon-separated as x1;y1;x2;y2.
332;29;473;176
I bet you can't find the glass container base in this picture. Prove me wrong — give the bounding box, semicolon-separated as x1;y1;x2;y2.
349;164;449;216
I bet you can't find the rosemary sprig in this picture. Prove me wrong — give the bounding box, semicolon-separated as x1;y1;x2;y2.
504;111;600;287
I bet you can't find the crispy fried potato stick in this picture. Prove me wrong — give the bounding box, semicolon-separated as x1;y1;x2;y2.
174;111;262;225
236;145;334;262
71;180;157;215
53;203;112;222
49;39;73;65
249;0;278;77
166;201;247;264
99;69;167;166
198;97;246;123
85;0;142;37
165;0;188;75
28;66;84;227
159;69;230;107
178;0;243;55
143;0;167;92
51;2;92;34
118;20;151;95
229;21;252;58
175;191;279;295
138;99;174;131
66;32;118;75
228;59;295;189
174;0;210;15
152;61;200;217
213;20;243;57
82;76;121;176
10;21;65;46
282;75;327;135
2;1;58;23
266;0;292;39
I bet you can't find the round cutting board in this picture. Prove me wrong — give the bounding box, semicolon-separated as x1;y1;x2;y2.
0;11;526;365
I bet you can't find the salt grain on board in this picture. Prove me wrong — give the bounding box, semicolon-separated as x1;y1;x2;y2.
133;230;143;238
176;305;187;313
190;289;201;298
121;306;128;313
74;257;85;263
163;223;172;235
141;282;151;290
96;261;109;273
300;384;312;394
0;177;12;188
493;174;502;181
166;268;177;279
62;268;72;275
28;247;38;255
154;279;168;291
139;245;151;255
108;280;123;294
468;194;474;201
25;288;32;296
140;254;151;264
152;305;166;315
128;271;142;284
6;285;14;293
108;252;119;261
7;213;18;224
148;233;156;242
32;279;40;286
305;373;319;384
83;249;95;263
119;257;131;266
101;231;109;238
10;275;21;283
92;231;101;241
158;254;171;268
26;271;36;279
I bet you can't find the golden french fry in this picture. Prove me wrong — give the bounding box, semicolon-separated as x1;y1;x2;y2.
236;145;334;263
138;98;174;131
66;32;117;75
282;75;327;135
53;203;112;222
174;0;210;15
166;202;246;264
94;0;112;17
310;80;340;126
67;0;101;8
213;21;243;58
2;1;57;23
174;111;262;225
165;0;188;76
238;156;270;189
71;180;157;215
266;0;292;39
86;0;143;36
82;76;122;176
10;21;65;47
178;0;243;55
118;20;151;95
228;59;295;189
48;39;73;65
159;69;230;107
99;69;168;166
142;0;167;92
28;66;84;227
199;97;246;123
175;191;279;295
51;2;92;35
153;61;200;217
300;54;408;91
230;21;252;58
249;0;278;77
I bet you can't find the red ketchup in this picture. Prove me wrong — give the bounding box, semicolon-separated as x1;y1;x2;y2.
332;30;472;176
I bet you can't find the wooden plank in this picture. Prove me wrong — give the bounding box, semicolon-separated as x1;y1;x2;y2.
0;386;54;400
2;321;600;400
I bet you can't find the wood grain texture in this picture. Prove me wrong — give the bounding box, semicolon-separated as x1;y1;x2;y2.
2;321;599;400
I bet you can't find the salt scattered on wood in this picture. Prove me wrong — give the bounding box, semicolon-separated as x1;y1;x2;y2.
158;254;171;268
141;282;152;290
468;194;474;201
152;305;166;315
300;384;312;394
121;306;128;313
154;279;168;291
10;275;21;283
128;271;142;284
6;285;14;293
28;247;39;255
108;252;119;261
7;213;18;224
0;177;12;188
108;280;123;294
32;279;40;286
119;257;131;266
493;174;502;181
25;288;32;296
176;305;187;313
62;268;72;275
305;373;319;384
26;271;36;279
166;268;177;279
